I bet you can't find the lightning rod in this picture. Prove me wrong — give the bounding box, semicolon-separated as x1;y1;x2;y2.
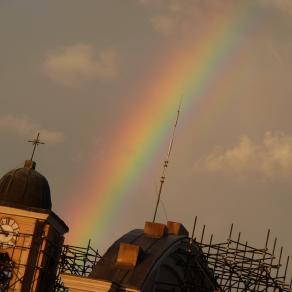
152;97;183;222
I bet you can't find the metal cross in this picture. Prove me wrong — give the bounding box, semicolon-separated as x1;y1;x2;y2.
28;133;45;161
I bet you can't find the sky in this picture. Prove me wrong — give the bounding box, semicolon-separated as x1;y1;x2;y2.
1;0;292;273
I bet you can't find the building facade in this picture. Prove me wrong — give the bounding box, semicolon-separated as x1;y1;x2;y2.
0;160;291;292
0;160;68;291
0;159;216;292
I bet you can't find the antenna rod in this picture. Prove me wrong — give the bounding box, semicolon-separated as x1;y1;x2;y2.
153;97;182;222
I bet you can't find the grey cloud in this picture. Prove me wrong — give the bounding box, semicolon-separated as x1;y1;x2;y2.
142;0;241;36
259;0;292;13
43;44;118;87
0;115;64;144
139;0;292;36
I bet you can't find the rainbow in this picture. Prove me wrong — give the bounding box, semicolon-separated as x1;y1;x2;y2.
64;2;261;246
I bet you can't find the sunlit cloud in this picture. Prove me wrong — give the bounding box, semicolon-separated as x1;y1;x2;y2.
137;0;241;36
138;0;292;36
43;44;118;86
195;132;292;181
0;115;64;144
260;0;292;13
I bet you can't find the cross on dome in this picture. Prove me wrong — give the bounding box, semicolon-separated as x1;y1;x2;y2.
28;133;45;161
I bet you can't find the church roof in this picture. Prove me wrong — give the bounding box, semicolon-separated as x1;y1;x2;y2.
90;228;189;290
0;160;52;210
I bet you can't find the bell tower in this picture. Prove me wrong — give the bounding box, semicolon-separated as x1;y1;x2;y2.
0;158;68;292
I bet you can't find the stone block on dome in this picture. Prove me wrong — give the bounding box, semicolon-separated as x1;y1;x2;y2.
144;221;168;238
167;221;189;236
116;243;141;269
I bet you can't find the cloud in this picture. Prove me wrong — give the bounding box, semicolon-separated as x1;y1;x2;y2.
195;132;292;181
150;15;178;36
0;115;64;144
137;0;239;36
260;0;292;13
147;1;198;36
138;0;292;36
43;44;118;86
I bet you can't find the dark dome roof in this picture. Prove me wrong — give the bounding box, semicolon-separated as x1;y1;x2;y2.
0;161;52;210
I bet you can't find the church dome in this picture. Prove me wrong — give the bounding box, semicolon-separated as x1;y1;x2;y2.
0;160;52;210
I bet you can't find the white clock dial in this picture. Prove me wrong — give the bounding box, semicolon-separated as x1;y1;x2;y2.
0;217;19;249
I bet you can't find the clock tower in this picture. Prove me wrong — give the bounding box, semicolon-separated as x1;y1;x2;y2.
0;159;68;292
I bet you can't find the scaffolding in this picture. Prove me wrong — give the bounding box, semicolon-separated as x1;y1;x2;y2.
54;241;101;292
57;240;101;277
2;223;290;291
0;230;33;291
0;252;13;292
53;224;292;292
0;230;99;292
193;220;292;292
0;228;63;292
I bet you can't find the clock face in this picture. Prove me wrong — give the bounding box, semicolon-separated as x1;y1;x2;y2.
0;217;19;249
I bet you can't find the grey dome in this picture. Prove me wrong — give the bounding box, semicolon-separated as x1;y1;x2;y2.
0;161;52;210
